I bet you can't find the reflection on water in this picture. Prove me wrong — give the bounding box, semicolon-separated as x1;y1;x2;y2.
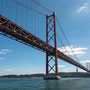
0;78;90;90
44;80;61;90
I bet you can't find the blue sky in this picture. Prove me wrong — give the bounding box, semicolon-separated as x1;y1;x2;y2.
0;0;90;75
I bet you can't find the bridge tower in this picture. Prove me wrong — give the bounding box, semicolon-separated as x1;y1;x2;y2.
44;12;60;80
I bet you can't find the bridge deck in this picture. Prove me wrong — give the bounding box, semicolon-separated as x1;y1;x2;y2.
0;14;89;72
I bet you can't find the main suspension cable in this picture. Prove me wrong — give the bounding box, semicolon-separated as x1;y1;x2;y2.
56;16;80;63
56;33;72;58
31;0;53;13
12;0;46;16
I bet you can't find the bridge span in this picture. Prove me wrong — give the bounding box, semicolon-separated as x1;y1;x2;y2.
0;14;90;74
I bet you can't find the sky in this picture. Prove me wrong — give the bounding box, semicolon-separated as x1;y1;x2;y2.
0;0;90;75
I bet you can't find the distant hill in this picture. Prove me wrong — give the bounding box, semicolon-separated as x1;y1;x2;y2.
0;72;90;78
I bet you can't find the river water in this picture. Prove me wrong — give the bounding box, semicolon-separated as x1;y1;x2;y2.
0;78;90;90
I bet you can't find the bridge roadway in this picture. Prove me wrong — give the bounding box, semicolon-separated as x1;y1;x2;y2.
0;14;89;72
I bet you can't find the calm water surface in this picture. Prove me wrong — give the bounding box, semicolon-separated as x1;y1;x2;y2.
0;78;90;90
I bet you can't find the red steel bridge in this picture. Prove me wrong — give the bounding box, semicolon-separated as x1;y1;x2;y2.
0;0;90;77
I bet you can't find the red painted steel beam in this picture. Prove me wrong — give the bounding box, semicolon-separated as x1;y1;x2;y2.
46;15;49;75
53;12;58;75
46;12;58;76
0;14;90;72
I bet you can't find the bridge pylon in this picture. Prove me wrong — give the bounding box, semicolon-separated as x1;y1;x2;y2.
44;12;60;80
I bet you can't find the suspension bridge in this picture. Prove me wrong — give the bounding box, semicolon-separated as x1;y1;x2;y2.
0;0;90;80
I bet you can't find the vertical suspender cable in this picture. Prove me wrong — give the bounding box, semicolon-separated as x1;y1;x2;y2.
16;0;18;24
38;5;39;38
26;0;28;30
56;16;80;64
21;0;23;27
1;0;3;14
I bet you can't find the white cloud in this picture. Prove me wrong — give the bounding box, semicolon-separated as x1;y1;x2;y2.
80;60;90;64
78;69;86;72
58;65;65;68
62;68;74;72
5;69;15;72
0;51;6;54
58;46;87;56
77;3;88;13
1;49;13;52
0;57;4;60
0;49;13;54
61;67;86;72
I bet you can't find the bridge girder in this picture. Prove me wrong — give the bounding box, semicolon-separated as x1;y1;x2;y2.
0;14;90;73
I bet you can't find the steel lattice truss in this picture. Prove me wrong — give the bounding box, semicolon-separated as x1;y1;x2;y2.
46;13;58;75
0;14;90;72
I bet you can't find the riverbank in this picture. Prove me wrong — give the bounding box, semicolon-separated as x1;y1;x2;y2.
0;72;90;78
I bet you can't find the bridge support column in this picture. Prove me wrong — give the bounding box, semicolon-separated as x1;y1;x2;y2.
44;12;60;80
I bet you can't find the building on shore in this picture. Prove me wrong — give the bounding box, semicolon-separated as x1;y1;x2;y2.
76;67;78;72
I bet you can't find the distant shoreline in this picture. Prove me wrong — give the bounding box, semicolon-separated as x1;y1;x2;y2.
0;72;90;79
